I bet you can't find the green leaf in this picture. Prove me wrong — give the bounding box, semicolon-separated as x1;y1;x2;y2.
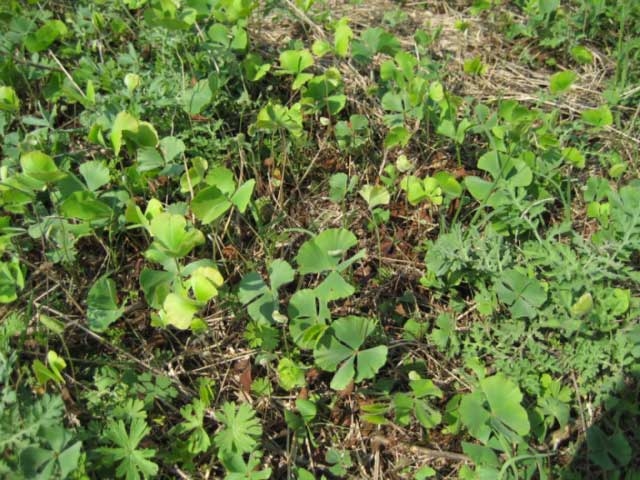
384;126;411;148
570;292;593;317
79;160;110;191
312;39;332;57
434;171;462;197
334;18;353;57
268;259;295;293
562;147;585;168
24;20;68;52
330;356;355;390
190;267;224;303
549;70;576;95
60;191;113;220
21;151;67;182
465;176;494;202
480;374;530;436
278;49;314;75
214;402;262;455
97;418;158;480
158;292;200;330
581;105;613;127
354;345;388;382
148;212;204;258
87;276;124;332
314;270;354;302
0;86;19;112
110;111;139;156
495;269;546;319
295;228;358;274
192;186;232;224
140;269;174;309
288;289;331;349
230;179;255;213
571;45;593;64
459;391;491;443
359;185;390;209
329;172;348;202
183;79;212;115
314;316;387;390
277;358;306;390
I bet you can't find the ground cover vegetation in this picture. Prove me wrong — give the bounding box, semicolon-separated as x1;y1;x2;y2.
1;0;639;478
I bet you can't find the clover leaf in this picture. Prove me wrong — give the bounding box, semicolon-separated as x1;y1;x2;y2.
495;269;546;319
295;228;363;275
314;316;388;390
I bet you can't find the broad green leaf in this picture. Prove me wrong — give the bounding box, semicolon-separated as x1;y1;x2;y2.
581;105;613;127
87;276;124;332
429;81;444;102
314;330;354;371
570;292;593;317
140;268;174;309
288;289;330;349
329;172;348;202
334;18;353;57
238;272;274;324
464;176;495;203
190;267;224;302
434;171;463;197
459;391;491;443
268;259;295;293
24;20;68;52
159;136;185;164
0;86;19;112
159;292;200;330
330;356;355;390
60;191;113;220
312;39;332;57
295;228;358;274
183;79;212;115
359;184;390;209
230;179;255;212
314;316;387;390
331;315;372;350
148;212;204;258
354;345;388;382
192;186;232;224
480;374;530;435
243;53;271;81
0;258;24;303
549;70;576;95
204;166;236;194
314;271;354;302
79;160;110;191
21;151;66;182
384;126;411;148
110;111;138;155
127;121;158;149
279;49;314;75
